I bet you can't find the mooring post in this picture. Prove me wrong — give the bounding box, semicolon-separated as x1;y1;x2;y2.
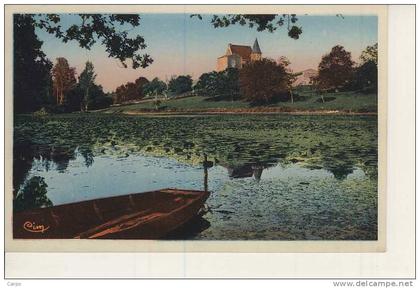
203;154;208;192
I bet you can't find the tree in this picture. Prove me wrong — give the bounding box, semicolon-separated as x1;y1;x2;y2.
168;75;193;95
87;85;112;110
13;14;53;113
14;13;155;112
142;78;167;110
239;58;290;105
223;68;240;101
135;77;149;97
191;14;303;39
194;72;218;97
194;68;240;100
360;43;378;65
113;76;149;104
143;78;167;97
65;85;84;112
313;45;355;92
78;61;96;111
277;57;299;103
52;57;77;105
350;43;378;93
29;14;153;69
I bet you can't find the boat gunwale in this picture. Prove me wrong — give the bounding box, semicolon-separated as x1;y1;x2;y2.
79;190;209;239
13;188;208;216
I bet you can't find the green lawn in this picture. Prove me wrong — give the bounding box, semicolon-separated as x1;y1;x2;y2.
102;90;377;114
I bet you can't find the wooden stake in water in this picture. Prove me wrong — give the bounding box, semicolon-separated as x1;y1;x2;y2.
203;154;209;192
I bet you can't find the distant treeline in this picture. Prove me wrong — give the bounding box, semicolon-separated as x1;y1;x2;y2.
110;43;378;107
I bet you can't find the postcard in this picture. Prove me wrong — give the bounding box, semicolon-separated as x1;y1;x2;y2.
5;4;388;254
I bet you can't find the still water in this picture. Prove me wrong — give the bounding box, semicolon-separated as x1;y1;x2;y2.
13;114;378;240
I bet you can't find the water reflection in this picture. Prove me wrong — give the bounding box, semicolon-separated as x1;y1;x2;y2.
14;176;52;212
12;114;378;240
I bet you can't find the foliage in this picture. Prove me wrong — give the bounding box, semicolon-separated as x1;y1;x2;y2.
64;85;84;112
312;45;355;92
135;77;149;95
346;43;378;93
194;68;240;100
33;13;152;69
239;58;290;105
13;14;53;113
168;75;193;95
142;77;167;97
86;85;113;110
13;13;154;113
78;61;96;111
33;107;49;116
191;14;303;39
114;76;149;103
360;43;378;65
52;57;77;106
59;80;111;112
351;61;378;93
14;176;52;212
277;57;299;102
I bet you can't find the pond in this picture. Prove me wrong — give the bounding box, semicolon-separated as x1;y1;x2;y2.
13;113;378;240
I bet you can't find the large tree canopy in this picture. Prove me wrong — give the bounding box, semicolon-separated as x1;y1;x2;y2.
194;68;240;100
143;78;167;97
191;14;303;39
313;45;355;91
360;43;378;65
239;58;290;105
351;43;378;92
33;13;153;69
14;13;153;113
78;61;96;111
168;75;193;95
114;76;149;104
52;57;77;106
13;14;53;113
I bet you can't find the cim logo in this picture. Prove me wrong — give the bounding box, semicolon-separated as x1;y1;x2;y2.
23;221;50;233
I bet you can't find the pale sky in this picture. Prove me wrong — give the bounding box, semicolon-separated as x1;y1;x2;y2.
36;14;377;92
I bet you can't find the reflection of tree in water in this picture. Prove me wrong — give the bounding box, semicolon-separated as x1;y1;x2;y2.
221;161;276;182
13;176;52;212
13;141;94;192
13;141;34;198
326;162;355;180
50;147;76;172
359;160;378;180
78;146;94;167
13;115;378;195
321;155;355;180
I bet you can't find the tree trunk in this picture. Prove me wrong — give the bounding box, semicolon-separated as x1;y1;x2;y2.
84;87;89;112
154;93;158;110
289;89;294;103
59;80;64;105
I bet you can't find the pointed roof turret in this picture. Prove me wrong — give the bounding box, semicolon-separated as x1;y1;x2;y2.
252;38;262;54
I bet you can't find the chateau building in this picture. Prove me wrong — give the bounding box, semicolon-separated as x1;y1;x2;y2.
216;38;262;72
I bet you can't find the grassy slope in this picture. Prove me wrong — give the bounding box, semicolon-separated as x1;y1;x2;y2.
103;90;377;114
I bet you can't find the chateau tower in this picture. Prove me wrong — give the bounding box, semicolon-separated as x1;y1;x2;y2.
250;38;262;61
216;39;263;71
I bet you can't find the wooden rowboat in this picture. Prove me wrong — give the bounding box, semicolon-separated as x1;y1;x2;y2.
13;188;210;239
